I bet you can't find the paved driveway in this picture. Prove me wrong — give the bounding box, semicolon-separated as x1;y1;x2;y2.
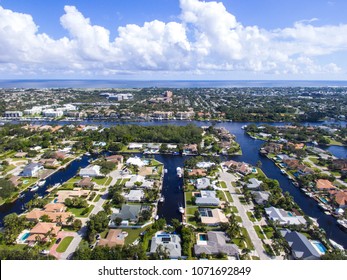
49;231;77;260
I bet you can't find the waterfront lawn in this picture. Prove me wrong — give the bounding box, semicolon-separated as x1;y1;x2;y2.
122;226;151;245
68;205;94;217
219;181;227;189
56;236;74;253
185;192;195;206
20;178;38;189
60;177;81;189
186;206;198;216
184;184;195;192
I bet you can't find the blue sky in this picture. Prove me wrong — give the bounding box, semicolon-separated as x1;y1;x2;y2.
0;0;347;80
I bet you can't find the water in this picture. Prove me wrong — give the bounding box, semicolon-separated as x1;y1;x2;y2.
2;79;347;89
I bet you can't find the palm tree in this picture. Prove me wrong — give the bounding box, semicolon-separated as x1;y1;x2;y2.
66;215;75;225
55;215;63;226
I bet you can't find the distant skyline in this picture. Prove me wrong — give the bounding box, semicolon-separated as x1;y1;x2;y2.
0;0;347;80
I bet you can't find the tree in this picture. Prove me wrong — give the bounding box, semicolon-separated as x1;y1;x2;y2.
40;214;53;223
73;219;82;231
113;217;123;226
153;244;170;260
66;215;75;225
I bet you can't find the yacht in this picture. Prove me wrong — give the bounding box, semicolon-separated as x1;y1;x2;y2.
164;169;168;173
159;196;165;203
241;125;247;130
329;239;345;251
155;215;159;220
176;167;183;177
337;219;347;231
280;169;286;174
178;206;184;214
37;180;46;187
30;185;39;192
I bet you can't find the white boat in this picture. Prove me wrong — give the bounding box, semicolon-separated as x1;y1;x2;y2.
312;141;318;146
337;219;347;231
30;185;39;192
176;167;182;177
159;196;165;203
241;125;247;130
280;169;286;174
164;169;168;173
329;239;345;251
85;152;91;156
178;206;184;214
37;180;46;187
324;211;331;215
53;183;61;188
155;215;159;220
19;193;25;199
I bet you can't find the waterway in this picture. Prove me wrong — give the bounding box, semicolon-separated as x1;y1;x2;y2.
1;119;346;248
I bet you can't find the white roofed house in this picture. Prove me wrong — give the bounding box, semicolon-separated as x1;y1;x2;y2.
265;207;306;225
125;189;145;202
195;191;220;206
79;165;102;177
247;178;263;190
124;175;153;188
126;157;145;167
128;143;143;150
150;232;182;259
196;178;211;190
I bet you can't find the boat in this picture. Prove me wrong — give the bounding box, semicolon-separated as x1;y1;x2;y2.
337;219;347;231
329;239;345;250
241;125;247;130
312;141;318;146
178;206;184;214
280;169;286;174
164;169;168;173
176;167;182;177
159;196;165;203
37;180;46;187
85;152;91;156
324;211;331;215
19;193;25;199
30;185;39;192
155;215;159;220
53;183;61;188
293;182;299;187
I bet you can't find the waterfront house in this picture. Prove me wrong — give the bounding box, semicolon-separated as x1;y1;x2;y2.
39;158;59;168
315;179;337;192
106;155;124;164
183;144;198;155
199;208;228;226
55;189;90;203
188;169;207;177
150;232;182;259
126;157;146;167
265;206;306;225
223;160;251;175
21;163;43;177
281;230;321;260
125;175;145;187
333;191;347;209
97;229;126;247
196;162;215;169
76;177;94;188
128;143;143;150
195;191;220;206
262;143;283;154
125;189;145;202
26;210;72;225
14;152;27;158
79;165;102;177
251;191;271;205
246;178;263;190
26;222;61;243
9;176;22;187
194;231;239;258
331;159;347;171
196;178;211;190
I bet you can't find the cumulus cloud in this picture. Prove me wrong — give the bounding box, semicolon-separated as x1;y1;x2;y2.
0;0;346;77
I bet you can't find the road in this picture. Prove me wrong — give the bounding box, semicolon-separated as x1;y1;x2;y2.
219;170;271;260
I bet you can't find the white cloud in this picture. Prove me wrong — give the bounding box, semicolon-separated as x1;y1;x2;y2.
0;0;346;78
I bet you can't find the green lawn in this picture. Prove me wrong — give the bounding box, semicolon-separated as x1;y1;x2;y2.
93;177;109;185
105;176;113;186
308;157;319;164
186;206;198;215
122;226;151;245
94;194;101;202
234;215;242;223
20;178;38;189
68;205;94;217
185;192;195;206
115;178;123;186
230;206;239;213
56;236;74;253
0;244;26;251
219;181;227;189
60;177;80;189
254;225;265;239
247;211;256;222
262;226;274;239
240;227;254;250
225;191;233;202
2;164;16;174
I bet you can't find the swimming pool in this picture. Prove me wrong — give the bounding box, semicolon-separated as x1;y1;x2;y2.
287;212;294;217
311;241;327;254
20;232;30;242
199;234;207;241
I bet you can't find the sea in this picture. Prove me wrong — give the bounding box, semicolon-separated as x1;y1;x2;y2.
1;79;347;89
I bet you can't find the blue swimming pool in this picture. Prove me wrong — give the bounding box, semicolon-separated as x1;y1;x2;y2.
287;212;293;217
199;234;207;241
312;241;327;254
20;232;30;242
53;198;58;203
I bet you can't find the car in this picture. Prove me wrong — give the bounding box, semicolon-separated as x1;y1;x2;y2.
56;238;62;244
40;250;50;255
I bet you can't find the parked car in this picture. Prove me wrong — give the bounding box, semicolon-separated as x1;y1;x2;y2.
56;238;62;244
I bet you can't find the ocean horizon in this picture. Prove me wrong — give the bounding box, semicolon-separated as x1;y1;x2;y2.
1;79;347;89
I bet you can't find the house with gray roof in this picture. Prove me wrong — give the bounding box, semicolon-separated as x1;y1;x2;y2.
281;230;321;260
195;191;220;206
194;231;239;258
150;232;181;259
125;189;145;202
251;191;270;205
21;163;43;177
247;178;263;190
111;204;142;223
265;206;306;225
